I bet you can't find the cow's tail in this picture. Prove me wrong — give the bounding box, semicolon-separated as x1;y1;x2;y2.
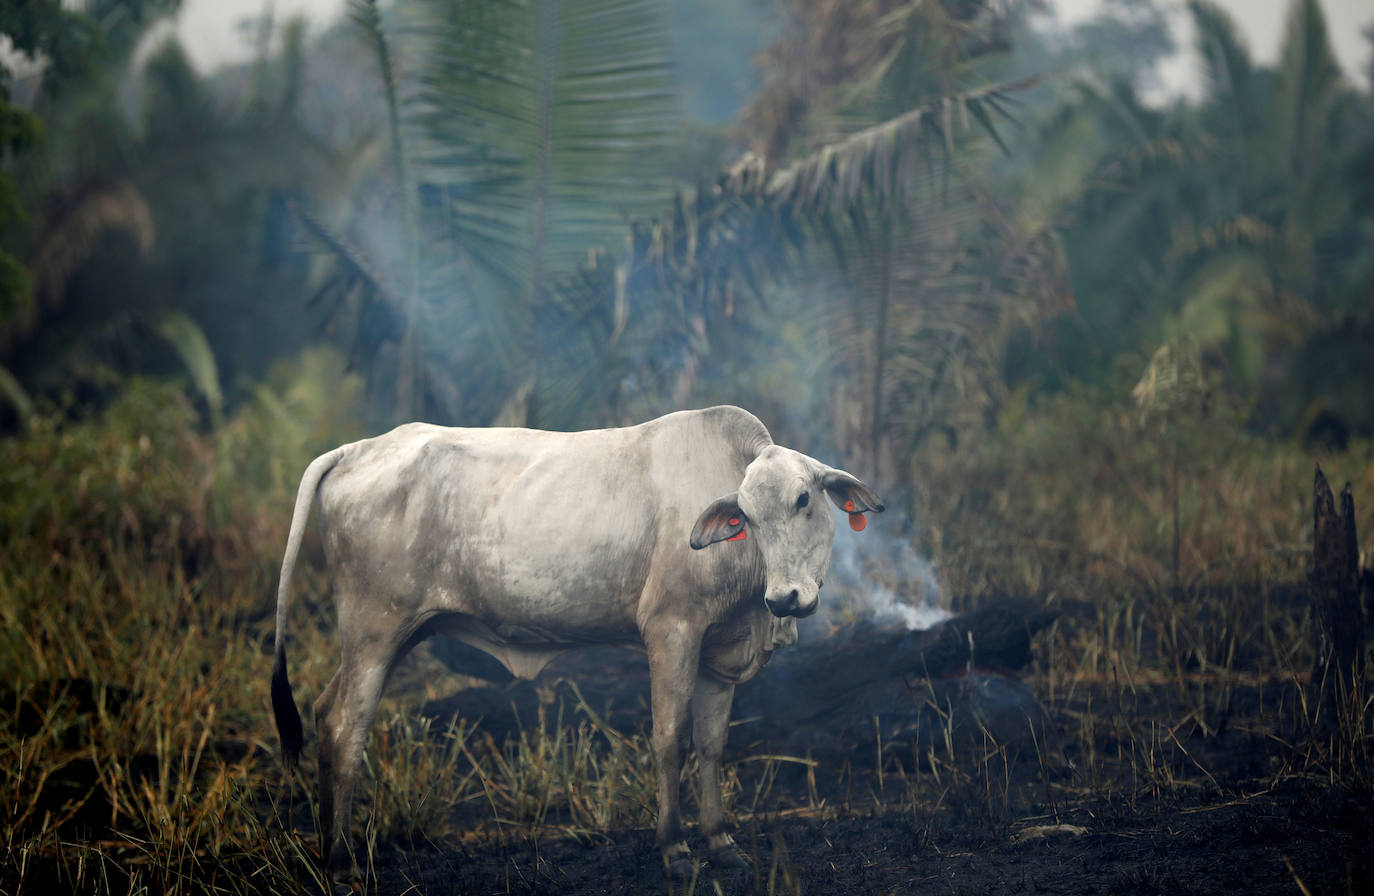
272;447;345;767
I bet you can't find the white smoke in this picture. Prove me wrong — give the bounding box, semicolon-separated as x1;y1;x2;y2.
825;515;952;631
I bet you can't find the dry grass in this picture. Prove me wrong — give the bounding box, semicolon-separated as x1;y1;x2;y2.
1;371;1370;894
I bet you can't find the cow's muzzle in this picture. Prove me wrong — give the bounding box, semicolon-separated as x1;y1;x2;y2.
766;587;818;618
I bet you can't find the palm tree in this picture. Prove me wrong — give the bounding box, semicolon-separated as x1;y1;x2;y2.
304;0;678;427
1019;0;1369;412
309;0;1063;455
611;0;1059;481
0;0;184;423
2;10;360;427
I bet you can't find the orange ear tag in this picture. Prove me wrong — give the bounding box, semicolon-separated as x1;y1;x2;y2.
849;512;866;532
725;517;746;541
844;500;855;512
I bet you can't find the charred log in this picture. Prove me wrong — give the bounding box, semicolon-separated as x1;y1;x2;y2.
423;596;1054;755
734;596;1056;730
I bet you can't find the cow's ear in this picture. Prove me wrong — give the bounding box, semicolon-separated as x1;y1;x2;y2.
821;470;885;515
690;493;748;549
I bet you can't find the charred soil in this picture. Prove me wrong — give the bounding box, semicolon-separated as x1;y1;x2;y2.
9;592;1372;896
368;783;1374;896
357;613;1374;896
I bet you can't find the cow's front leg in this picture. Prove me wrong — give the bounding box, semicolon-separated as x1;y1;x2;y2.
646;620;701;878
692;672;748;871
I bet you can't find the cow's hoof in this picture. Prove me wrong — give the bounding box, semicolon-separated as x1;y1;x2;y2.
325;845;362;893
709;844;750;872
663;844;697;881
328;868;362;895
330;878;360;896
667;855;698;880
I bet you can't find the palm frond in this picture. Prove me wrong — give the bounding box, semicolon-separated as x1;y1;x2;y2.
1132;336;1206;418
291;201;397;306
539;75;1051;436
765;78;1034;215
415;0;676;281
11;178;155;352
408;0;677;425
348;0;412;205
349;0;423;419
155;311;223;424
278;16;308;118
1277;0;1344;173
1190;0;1256;108
0;364;32;426
605;77;1034;329
142;38;213;141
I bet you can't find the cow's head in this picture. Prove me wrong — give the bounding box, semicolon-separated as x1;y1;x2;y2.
689;446;884;618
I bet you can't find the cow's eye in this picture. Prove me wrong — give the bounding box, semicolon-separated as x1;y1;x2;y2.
796;491;810;510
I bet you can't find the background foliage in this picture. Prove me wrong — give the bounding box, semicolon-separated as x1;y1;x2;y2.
1;0;1371;893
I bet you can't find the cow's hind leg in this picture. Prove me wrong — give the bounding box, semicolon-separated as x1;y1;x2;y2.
692;673;748;871
647;621;701;878
314;642;390;884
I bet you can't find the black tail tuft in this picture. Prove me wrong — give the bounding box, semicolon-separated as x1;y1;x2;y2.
271;650;304;767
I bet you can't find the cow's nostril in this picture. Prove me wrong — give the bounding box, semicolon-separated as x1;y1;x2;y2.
766;589;803;618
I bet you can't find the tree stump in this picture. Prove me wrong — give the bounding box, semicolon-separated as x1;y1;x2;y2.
1310;466;1365;708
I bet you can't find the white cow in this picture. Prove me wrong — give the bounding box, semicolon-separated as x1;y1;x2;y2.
270;405;883;880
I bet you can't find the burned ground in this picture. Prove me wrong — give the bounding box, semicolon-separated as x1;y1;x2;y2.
345;589;1374;896
6;584;1370;896
366;784;1373;896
